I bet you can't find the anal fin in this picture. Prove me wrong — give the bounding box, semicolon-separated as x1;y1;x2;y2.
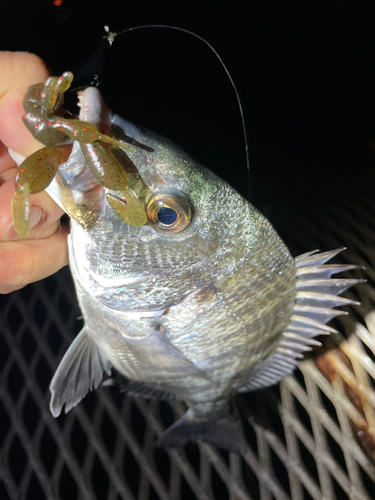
50;327;111;417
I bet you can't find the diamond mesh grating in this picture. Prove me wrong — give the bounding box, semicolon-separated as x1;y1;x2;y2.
1;161;375;500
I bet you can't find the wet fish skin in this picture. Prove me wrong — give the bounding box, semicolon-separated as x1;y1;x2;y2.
62;109;295;405
47;87;357;451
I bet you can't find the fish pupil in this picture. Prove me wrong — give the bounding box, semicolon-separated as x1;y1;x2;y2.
157;207;177;225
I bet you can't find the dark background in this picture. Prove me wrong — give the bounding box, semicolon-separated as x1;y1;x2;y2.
1;3;375;499
1;0;375;216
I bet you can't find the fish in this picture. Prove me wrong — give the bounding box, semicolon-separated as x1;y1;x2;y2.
11;75;361;453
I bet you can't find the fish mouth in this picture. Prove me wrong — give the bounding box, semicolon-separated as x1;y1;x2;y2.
68;230;159;289
89;272;169;318
45;87;153;227
91;273;156;288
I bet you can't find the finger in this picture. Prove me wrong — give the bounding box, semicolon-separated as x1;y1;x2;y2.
0;225;69;293
0;141;17;181
0;178;64;241
0;52;49;157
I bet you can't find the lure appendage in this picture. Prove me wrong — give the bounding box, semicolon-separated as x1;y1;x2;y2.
12;72;147;237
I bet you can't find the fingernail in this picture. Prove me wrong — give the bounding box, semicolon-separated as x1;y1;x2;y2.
29;206;43;230
3;221;17;241
8;148;26;166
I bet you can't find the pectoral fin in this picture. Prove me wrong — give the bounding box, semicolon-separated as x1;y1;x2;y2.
103;376;181;400
122;326;210;382
49;327;111;417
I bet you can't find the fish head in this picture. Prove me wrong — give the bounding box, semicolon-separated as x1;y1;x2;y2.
52;87;270;310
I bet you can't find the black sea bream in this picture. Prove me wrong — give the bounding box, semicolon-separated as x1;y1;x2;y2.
11;73;360;451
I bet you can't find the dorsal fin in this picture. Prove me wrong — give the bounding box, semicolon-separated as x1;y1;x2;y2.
239;249;362;393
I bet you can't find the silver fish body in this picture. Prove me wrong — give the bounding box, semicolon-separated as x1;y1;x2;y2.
47;87;359;451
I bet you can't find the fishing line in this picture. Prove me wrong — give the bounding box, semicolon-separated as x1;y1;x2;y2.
101;25;251;201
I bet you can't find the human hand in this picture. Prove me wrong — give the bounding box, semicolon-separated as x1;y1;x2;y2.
0;52;69;293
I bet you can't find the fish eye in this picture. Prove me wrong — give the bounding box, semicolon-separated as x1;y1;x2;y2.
157;207;178;225
147;194;192;233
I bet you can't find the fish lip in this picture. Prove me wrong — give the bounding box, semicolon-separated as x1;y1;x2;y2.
69;233;161;290
91;273;158;289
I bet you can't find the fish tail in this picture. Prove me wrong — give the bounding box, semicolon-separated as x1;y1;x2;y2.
156;408;246;453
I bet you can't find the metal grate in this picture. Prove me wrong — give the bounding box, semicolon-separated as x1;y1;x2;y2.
1;160;375;500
